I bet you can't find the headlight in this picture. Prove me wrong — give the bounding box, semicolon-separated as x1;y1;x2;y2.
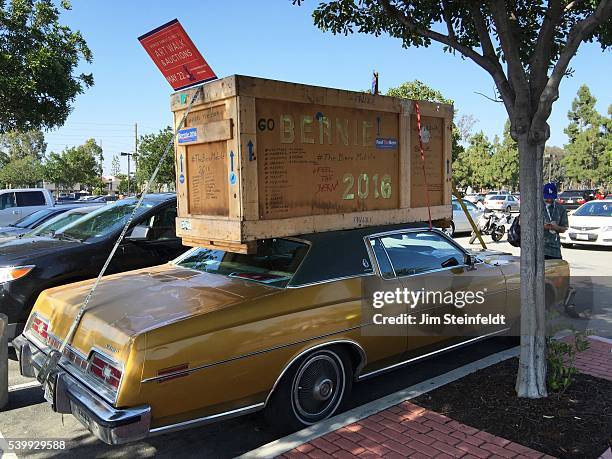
0;265;35;283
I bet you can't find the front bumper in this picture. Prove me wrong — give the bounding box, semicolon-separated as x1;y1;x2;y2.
13;334;151;445
561;232;612;246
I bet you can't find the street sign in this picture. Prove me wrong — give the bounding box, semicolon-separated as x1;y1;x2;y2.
138;19;217;91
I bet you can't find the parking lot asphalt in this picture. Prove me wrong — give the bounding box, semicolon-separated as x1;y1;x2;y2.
1;235;610;458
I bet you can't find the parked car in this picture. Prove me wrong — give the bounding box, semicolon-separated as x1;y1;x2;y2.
445;198;483;236
23;205;103;239
556;189;594;210
0;188;54;226
0;193;185;339
560;199;612;247
462;193;485;205
484;194;520;212
13;224;570;444
0;203;101;239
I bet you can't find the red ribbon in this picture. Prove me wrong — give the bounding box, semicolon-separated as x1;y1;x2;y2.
415;101;433;230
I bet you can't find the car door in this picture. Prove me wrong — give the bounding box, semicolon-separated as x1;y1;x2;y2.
0;192;19;225
452;201;468;232
113;205;184;272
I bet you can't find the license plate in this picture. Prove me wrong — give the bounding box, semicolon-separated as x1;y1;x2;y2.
567;199;574;203
576;233;589;240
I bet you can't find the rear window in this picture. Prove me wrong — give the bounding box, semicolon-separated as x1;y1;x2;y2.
176;238;309;288
13;208;59;228
489;195;506;200
16;191;46;207
559;191;585;198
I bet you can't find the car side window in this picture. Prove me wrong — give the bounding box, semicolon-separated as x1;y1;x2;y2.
507;196;514;202
378;231;465;277
0;192;16;210
16;191;46;207
464;201;477;211
144;206;178;241
369;238;395;279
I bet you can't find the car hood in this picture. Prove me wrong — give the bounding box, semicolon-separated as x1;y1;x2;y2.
29;264;280;360
568;215;611;229
0;236;81;263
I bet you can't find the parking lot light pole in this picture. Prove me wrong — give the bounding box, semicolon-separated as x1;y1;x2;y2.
121;152;137;195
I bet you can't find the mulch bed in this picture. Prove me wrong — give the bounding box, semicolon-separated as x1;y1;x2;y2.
413;358;612;459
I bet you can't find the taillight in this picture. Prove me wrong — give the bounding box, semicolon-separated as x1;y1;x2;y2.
30;315;49;341
88;352;122;390
577;198;586;204
557;199;565;204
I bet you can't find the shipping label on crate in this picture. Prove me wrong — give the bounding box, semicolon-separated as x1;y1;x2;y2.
186;142;229;216
255;100;400;219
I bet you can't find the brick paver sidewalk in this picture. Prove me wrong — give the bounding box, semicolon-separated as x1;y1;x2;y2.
279;336;612;459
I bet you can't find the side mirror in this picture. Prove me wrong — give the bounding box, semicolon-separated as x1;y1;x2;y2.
126;225;150;242
464;253;476;269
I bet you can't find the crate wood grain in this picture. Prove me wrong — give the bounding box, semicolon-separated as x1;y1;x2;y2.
172;75;453;253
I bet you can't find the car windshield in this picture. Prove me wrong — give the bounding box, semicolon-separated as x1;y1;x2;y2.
57;201;155;241
573;202;612;217
12;208;58;228
176;238;310;288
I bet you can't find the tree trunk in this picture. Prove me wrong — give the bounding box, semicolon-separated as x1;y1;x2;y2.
515;135;548;398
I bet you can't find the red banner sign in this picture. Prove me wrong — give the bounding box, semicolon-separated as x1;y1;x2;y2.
138;19;216;91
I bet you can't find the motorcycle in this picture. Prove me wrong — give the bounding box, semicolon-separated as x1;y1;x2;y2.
469;209;513;243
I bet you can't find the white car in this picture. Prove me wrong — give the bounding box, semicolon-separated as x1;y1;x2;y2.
484;193;520;212
444;198;483;237
0;188;54;226
560;199;612;247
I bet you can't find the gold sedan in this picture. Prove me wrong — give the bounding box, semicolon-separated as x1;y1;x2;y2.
13;225;570;444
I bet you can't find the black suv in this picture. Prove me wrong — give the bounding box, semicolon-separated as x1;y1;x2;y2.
556;189;594;210
0;194;187;338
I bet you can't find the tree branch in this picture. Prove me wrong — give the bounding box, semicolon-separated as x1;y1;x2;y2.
378;0;515;115
529;0;563;110
489;0;531;123
466;2;515;115
441;0;455;40
531;0;612;142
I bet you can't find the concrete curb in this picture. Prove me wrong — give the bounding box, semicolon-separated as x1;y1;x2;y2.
239;346;520;459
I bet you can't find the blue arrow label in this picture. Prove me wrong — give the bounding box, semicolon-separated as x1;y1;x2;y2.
229;151;234;171
247;140;255;161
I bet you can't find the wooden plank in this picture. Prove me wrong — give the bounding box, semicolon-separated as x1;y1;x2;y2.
399;100;413;209
178;119;233;145
237;96;259;220
181;237;256;254
170;76;238;111
255;98;400;219
235;75;402;113
175;216;242;242
242;205;451;240
225;97;242;220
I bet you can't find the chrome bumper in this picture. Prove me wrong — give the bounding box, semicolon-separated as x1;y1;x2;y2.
13;334;151;445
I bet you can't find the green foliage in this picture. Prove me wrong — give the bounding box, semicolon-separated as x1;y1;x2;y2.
489;122;519;191
543;146;566;184
44;139;102;189
0;0;93;132
562;85;610;188
454;132;493;190
135;127;175;192
0;156;44;187
0;129;47;161
110;155;121;177
546;331;590;396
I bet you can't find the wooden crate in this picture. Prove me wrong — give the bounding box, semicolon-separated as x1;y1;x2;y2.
171;75;453;253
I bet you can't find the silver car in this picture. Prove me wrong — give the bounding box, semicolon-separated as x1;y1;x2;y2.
444;199;484;237
484;194;520;212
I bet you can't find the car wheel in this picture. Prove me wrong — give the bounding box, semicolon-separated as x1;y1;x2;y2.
506;205;512;213
442;222;455;237
265;348;352;432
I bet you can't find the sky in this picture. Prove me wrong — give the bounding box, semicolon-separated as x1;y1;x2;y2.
46;0;612;175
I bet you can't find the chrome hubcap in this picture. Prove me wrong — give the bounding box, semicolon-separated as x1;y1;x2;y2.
292;353;345;424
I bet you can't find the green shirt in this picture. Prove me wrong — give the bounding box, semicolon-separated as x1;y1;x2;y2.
543;202;568;259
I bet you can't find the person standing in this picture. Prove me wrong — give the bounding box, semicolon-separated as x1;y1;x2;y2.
543;183;568;260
